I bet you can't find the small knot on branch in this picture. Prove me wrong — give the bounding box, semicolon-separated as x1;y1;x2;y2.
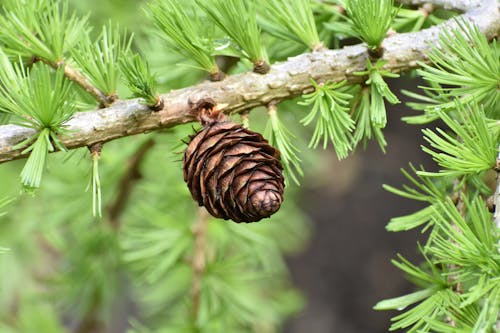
88;142;104;157
253;60;270;74
191;98;228;125
150;96;165;112
209;71;225;82
368;46;385;61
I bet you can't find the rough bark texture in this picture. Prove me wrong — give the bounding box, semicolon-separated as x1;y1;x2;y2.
0;0;498;164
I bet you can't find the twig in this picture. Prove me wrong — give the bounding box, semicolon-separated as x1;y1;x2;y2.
39;57;114;107
89;143;104;218
46;58;115;107
61;63;116;107
107;138;156;228
74;289;106;333
0;0;498;164
190;207;210;323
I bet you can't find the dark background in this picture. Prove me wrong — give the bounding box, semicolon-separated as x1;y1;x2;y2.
285;76;433;333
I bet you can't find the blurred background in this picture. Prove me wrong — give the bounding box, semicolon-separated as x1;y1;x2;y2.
0;1;439;332
285;76;433;333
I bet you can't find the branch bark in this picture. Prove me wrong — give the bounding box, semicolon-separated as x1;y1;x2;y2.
0;0;498;164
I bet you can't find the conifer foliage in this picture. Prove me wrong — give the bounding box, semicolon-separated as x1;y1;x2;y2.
0;0;498;332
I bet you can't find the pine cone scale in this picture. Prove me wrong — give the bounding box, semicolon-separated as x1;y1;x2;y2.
183;118;285;223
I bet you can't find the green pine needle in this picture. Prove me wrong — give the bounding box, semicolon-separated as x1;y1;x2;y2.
419;104;498;177
265;107;303;185
375;251;450;332
299;80;355;159
374;287;437;311
259;0;322;50
346;0;397;49
355;59;400;129
403;20;500;124
120;54;159;107
0;54;75;188
429;197;499;279
72;23;132;97
401;86;448;124
470;287;500;332
0;0;89;63
196;0;265;66
19;128;52;189
388;290;454;331
0;197;15;219
352;87;387;152
383;164;448;232
149;0;219;75
392;7;427;33
91;153;102;218
0;57;76;130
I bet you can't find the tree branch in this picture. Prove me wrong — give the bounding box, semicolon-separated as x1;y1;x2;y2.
190;207;210;323
0;0;498;164
62;63;116;107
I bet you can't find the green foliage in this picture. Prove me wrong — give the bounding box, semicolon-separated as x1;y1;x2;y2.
392;7;428;33
376;19;500;331
403;20;500;124
0;56;75;188
0;0;89;63
197;0;265;66
0;197;13;221
299;80;354;159
377;195;500;332
54;223;122;322
149;0;219;75
120;54;159;106
429;197;499;280
265;107;303;185
355;59;400;129
0;124;310;333
351;86;387;151
345;0;397;49
0;302;66;333
325;3;453;48
391;7;455;33
383;164;449;231
420;105;498;177
0;0;498;332
259;0;322;50
72;23;132;97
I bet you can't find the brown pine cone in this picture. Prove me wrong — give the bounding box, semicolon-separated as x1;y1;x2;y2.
183;104;285;223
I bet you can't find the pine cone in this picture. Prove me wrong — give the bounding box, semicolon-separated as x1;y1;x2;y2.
183;103;284;223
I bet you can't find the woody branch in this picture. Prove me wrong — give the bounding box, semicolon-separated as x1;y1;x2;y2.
0;0;498;164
